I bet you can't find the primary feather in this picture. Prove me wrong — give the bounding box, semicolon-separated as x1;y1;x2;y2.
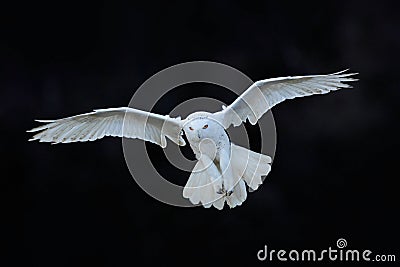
212;70;358;128
27;107;185;147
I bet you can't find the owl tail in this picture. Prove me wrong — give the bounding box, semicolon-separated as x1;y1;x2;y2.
183;156;226;209
230;144;272;192
183;144;272;210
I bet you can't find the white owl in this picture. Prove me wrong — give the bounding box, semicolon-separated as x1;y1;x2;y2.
28;70;357;209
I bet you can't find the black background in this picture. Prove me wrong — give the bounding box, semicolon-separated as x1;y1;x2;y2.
2;0;399;266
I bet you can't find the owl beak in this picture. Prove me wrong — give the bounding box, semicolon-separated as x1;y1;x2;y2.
197;132;201;139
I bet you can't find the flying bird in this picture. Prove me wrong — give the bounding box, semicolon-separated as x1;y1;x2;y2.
28;70;357;209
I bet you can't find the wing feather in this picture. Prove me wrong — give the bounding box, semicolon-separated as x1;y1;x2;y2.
212;70;358;128
28;107;186;148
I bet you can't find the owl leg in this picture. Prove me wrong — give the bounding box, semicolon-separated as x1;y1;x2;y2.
218;148;238;196
197;154;223;195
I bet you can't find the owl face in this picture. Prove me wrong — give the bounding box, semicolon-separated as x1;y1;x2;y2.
183;117;221;142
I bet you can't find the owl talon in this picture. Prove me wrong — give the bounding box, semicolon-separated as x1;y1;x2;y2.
217;188;225;195
216;188;233;196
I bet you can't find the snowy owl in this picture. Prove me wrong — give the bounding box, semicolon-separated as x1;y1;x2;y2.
28;70;357;209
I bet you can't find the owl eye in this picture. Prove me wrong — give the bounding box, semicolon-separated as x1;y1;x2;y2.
202;124;208;129
189;127;194;131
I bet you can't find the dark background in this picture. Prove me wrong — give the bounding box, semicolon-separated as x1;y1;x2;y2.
2;0;399;266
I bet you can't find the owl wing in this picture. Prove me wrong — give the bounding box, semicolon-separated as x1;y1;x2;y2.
27;107;186;148
211;70;358;128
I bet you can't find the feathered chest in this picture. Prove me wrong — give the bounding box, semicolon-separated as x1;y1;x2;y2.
183;117;230;159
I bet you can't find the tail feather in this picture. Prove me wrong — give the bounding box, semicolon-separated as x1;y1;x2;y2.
231;144;272;191
183;157;225;209
183;144;272;210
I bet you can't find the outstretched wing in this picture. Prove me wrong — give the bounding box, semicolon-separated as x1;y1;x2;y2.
27;107;186;148
211;70;358;128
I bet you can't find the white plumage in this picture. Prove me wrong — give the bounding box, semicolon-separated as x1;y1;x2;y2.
28;70;357;209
